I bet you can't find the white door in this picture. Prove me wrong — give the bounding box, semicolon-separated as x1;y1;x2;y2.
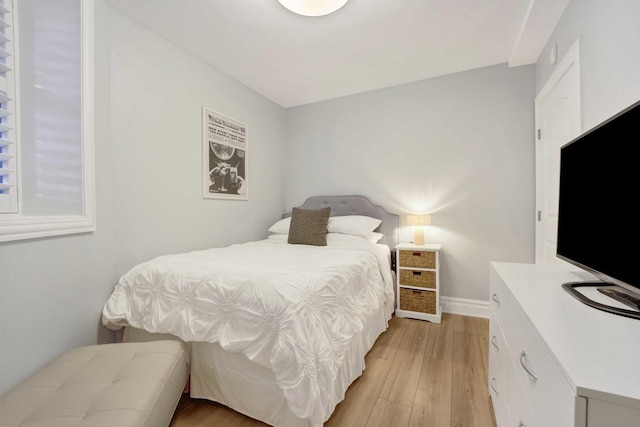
535;41;581;265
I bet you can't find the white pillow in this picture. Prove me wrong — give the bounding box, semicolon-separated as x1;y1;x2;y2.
267;233;288;240
268;217;291;234
326;233;367;242
270;233;358;242
368;232;384;243
327;215;382;237
268;214;382;238
327;232;383;244
269;232;383;244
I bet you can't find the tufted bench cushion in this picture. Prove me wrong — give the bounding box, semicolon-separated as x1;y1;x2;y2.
0;340;188;427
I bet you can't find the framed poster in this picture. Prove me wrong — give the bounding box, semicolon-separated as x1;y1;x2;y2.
202;107;248;200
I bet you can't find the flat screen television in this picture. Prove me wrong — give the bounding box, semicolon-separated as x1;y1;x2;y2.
557;99;640;318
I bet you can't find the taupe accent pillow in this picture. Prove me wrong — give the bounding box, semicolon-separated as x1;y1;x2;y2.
287;207;331;246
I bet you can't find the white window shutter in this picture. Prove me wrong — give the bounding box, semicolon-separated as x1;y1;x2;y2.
0;0;17;213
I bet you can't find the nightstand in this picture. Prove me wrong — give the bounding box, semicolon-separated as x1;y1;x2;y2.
395;243;442;323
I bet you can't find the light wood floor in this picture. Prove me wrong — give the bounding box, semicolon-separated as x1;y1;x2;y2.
169;313;497;427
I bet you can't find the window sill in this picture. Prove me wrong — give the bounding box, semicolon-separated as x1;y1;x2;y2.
0;214;95;243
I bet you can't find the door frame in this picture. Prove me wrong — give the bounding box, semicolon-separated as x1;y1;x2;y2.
534;39;581;264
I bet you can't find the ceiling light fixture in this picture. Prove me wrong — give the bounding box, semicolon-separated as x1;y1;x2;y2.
277;0;349;17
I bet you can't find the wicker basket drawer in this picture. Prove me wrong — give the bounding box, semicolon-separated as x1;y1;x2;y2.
399;250;436;269
399;269;436;289
399;288;436;314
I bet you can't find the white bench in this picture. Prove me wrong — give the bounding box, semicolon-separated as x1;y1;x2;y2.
0;340;188;427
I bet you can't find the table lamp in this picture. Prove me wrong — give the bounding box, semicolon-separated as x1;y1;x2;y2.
406;214;431;245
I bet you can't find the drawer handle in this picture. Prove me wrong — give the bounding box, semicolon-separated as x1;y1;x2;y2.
412;252;422;256
491;293;501;304
490;335;500;350
489;377;499;395
412;271;422;276
519;351;538;381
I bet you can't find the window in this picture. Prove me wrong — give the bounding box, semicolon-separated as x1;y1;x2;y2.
0;0;94;243
0;0;17;214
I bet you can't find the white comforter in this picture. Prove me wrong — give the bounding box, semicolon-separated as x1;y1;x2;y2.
102;239;394;424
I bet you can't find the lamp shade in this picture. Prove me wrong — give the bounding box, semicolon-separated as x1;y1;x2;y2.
406;214;431;226
277;0;349;16
407;214;431;245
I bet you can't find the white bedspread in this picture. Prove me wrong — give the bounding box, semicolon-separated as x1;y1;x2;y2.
102;239;394;425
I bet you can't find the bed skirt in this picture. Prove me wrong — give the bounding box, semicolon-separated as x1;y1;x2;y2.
121;300;392;427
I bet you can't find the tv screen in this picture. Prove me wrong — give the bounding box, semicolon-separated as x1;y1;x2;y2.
557;100;640;294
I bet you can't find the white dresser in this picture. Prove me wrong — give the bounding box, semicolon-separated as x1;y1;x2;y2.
489;262;640;427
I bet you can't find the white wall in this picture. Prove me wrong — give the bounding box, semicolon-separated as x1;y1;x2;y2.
0;0;115;396
285;64;536;302
109;8;288;274
536;0;640;129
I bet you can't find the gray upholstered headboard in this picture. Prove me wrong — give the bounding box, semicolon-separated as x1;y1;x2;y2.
284;195;399;253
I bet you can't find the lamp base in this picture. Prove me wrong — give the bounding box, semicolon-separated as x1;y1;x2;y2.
413;227;425;245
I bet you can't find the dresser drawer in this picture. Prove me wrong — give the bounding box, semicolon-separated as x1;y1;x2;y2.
398;250;436;269
489;270;510;325
489;312;509;384
489;314;511;427
507;356;537;427
399;269;436;289
489;355;510;427
504;298;576;426
399;288;436;314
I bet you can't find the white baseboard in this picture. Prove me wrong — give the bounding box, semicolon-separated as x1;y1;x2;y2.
441;296;489;318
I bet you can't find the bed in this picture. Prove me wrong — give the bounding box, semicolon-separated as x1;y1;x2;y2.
101;195;399;427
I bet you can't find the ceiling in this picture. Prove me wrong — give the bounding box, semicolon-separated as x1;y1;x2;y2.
108;0;571;108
